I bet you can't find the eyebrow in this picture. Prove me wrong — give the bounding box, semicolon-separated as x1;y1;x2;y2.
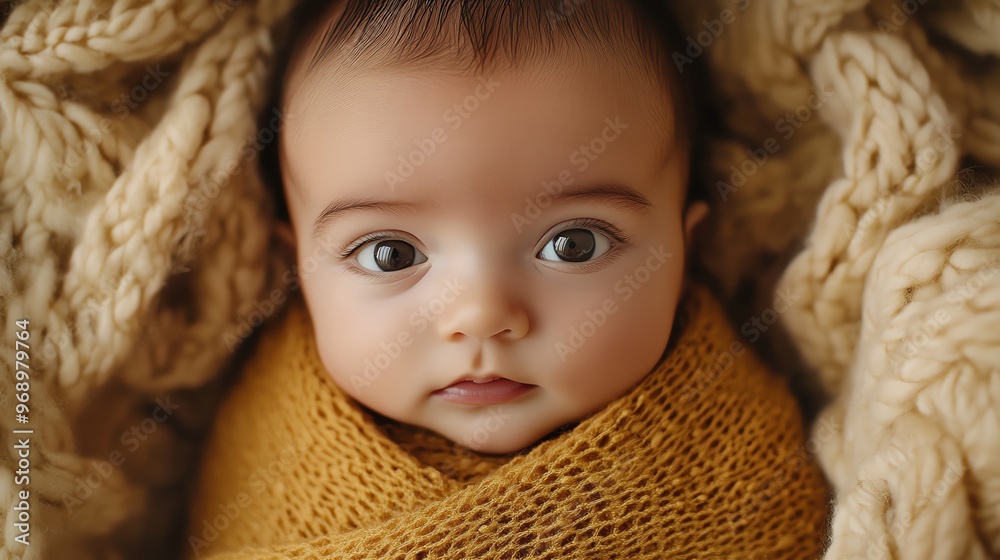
312;197;430;239
311;182;652;239
547;182;652;212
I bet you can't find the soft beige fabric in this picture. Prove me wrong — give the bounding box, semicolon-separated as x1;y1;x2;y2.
0;1;297;558
676;1;1000;558
0;0;997;558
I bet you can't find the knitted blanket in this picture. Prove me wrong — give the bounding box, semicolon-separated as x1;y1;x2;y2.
675;1;1000;557
184;282;829;559
1;0;998;558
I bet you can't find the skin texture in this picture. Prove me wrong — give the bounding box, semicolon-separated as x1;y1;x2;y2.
276;38;707;454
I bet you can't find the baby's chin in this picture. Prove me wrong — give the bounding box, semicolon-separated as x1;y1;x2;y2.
427;379;644;455
443;426;549;455
429;409;586;456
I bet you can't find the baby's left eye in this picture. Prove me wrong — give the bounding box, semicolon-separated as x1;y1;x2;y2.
537;228;613;263
357;239;428;272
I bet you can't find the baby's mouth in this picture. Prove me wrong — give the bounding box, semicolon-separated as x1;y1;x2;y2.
432;377;536;405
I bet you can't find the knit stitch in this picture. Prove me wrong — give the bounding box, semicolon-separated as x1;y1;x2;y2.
185;282;830;559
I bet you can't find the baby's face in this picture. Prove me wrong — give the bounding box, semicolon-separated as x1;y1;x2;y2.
279;50;705;454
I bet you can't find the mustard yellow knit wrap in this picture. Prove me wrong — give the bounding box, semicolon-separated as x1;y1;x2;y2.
185;282;829;559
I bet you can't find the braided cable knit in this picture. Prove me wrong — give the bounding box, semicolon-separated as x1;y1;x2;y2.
673;0;1000;555
816;192;1000;558
778;29;961;393
0;0;295;557
769;9;999;559
875;0;1000;169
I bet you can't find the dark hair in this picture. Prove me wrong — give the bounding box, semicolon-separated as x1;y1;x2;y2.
258;0;712;222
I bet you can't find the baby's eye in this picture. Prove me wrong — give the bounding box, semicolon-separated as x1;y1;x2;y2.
357;239;428;272
537;228;613;263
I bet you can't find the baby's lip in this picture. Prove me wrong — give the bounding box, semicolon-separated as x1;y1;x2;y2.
432;376;536;405
439;373;506;389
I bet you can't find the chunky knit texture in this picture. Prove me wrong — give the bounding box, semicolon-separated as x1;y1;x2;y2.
185;282;830;559
671;1;1000;558
1;0;998;558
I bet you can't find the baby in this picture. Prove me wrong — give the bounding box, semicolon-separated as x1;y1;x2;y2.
267;0;707;456
186;0;830;557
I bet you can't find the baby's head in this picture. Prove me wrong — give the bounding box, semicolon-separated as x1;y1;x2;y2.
264;0;708;453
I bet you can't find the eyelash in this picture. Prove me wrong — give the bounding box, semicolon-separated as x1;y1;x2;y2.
337;217;632;276
339;231;401;259
547;218;631;272
337;231;424;285
559;217;631;246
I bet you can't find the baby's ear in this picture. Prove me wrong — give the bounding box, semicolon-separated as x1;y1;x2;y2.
275;220;297;257
682;200;709;250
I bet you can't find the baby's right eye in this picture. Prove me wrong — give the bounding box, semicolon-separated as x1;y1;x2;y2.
357;239;428;272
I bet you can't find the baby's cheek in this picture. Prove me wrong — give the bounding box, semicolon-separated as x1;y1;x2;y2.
311;319;372;394
558;296;674;407
314;319;414;411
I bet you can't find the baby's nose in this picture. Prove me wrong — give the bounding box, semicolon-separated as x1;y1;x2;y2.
435;276;529;342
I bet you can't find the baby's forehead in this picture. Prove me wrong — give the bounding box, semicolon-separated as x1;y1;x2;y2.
266;0;694;220
280;0;680;109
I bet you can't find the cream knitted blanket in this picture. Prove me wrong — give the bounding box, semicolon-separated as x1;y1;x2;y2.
0;0;998;558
